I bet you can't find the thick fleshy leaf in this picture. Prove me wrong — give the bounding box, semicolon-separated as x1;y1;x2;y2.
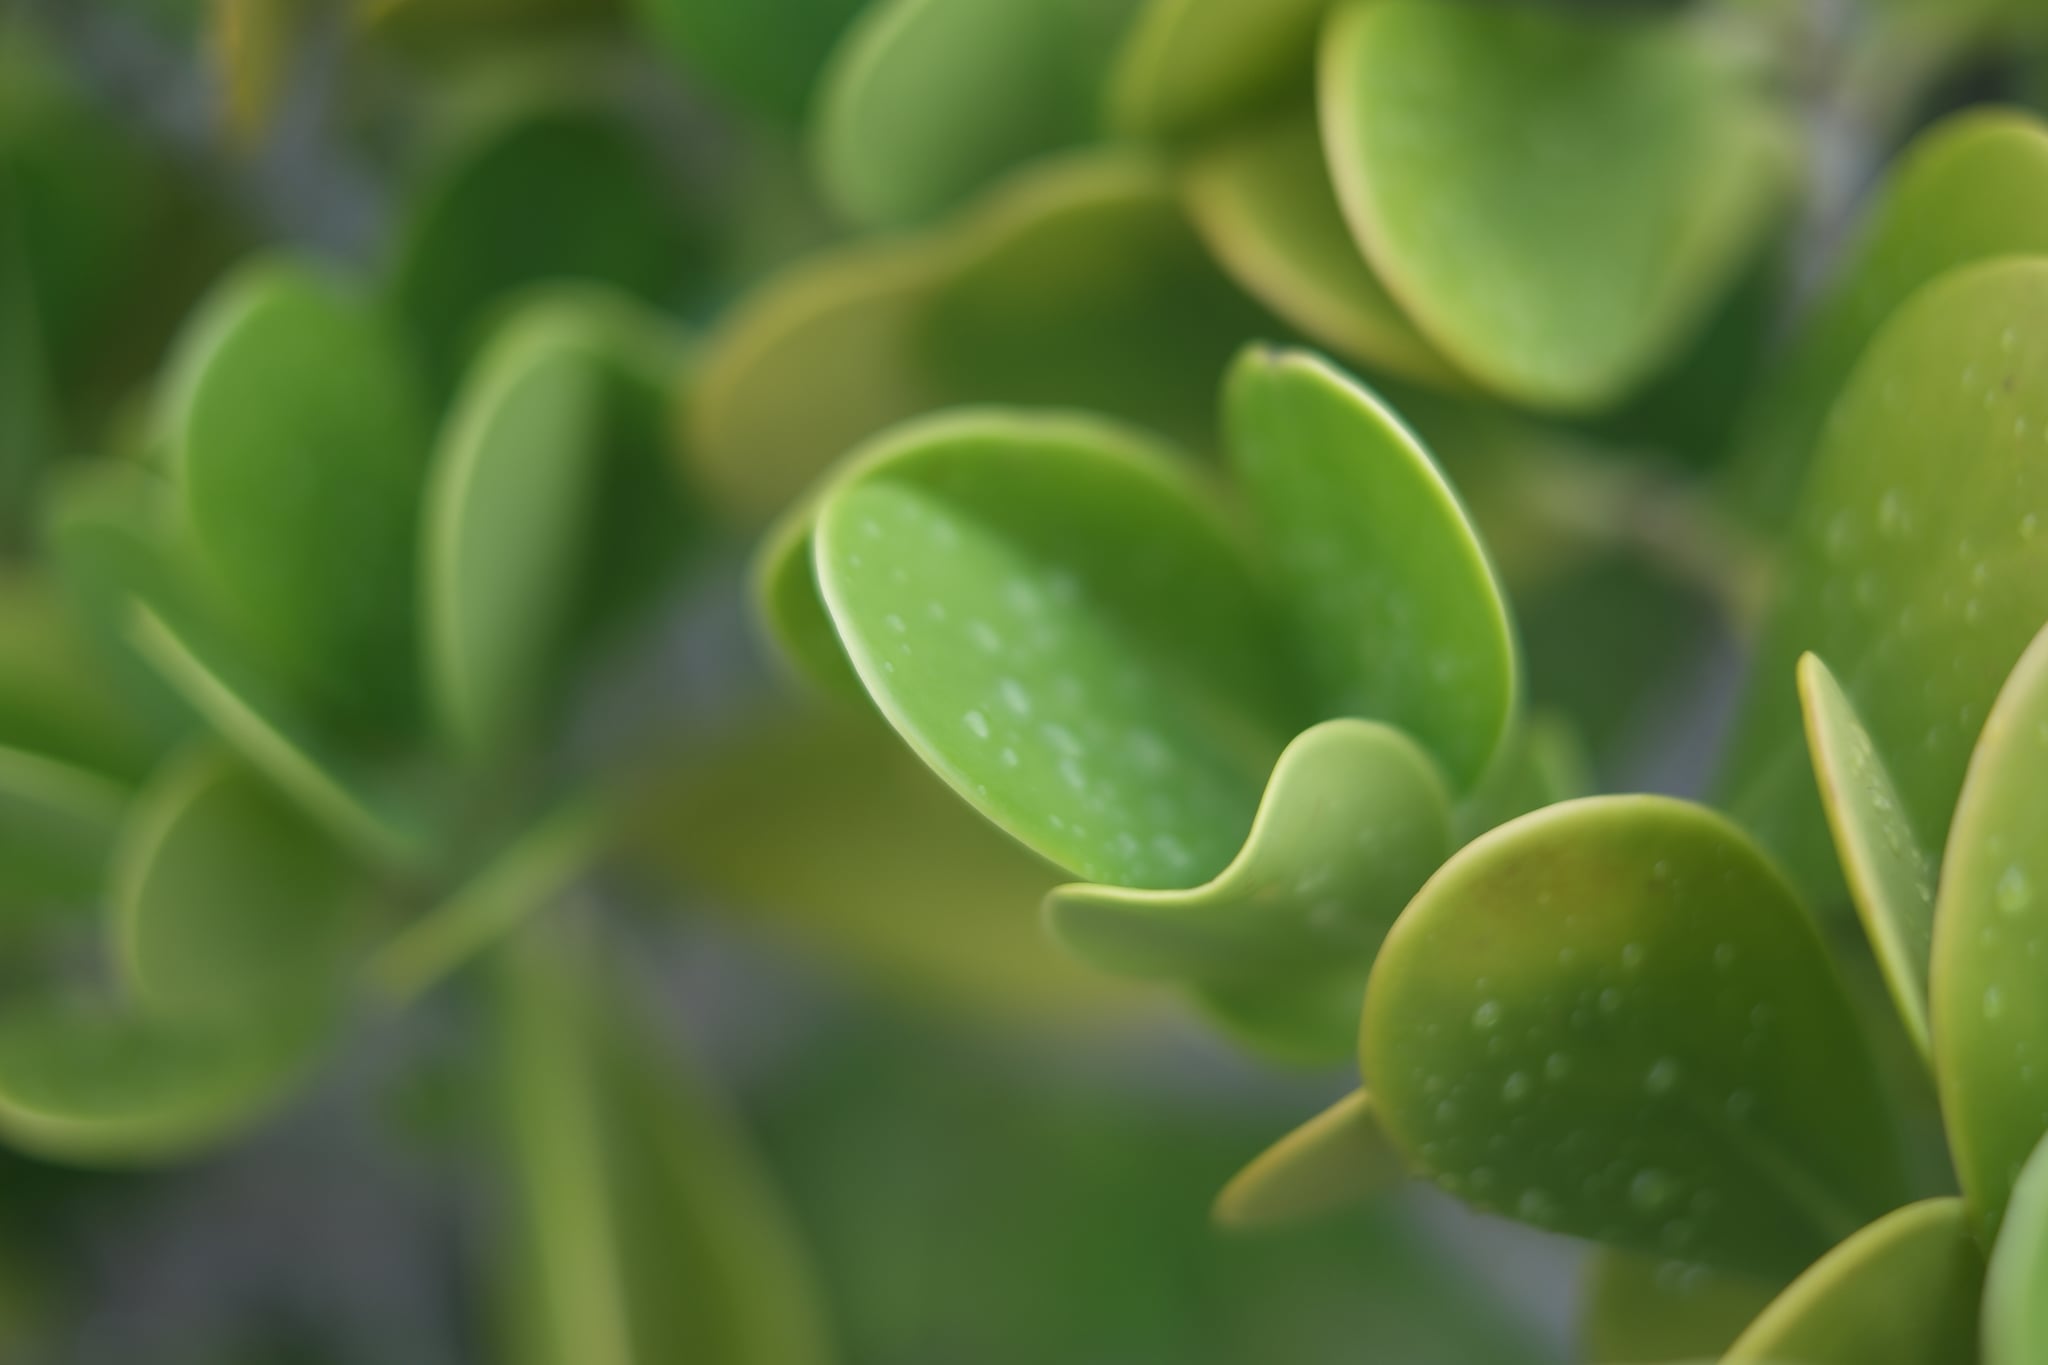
1798;653;1937;1059
0;573;152;778
1985;1130;2048;1365
488;923;832;1365
0;744;126;913
1932;620;2048;1238
1213;1090;1405;1229
164;258;429;726
389;102;689;395
1181;110;1459;388
1107;0;1330;139
1046;718;1448;1057
0;994;325;1165
1319;0;1788;411
752;504;864;701
115;750;365;1017
810;0;1136;227
1722;1198;1981;1365
1724;259;2048;907
815;409;1307;889
630;0;865;123
1363;796;1908;1276
1731;108;2048;525
1226;346;1515;788
1580;1251;1778;1365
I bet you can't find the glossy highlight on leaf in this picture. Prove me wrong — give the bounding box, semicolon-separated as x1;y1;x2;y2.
1722;1198;1981;1365
1984;1130;2048;1365
1364;796;1908;1277
1213;1089;1404;1230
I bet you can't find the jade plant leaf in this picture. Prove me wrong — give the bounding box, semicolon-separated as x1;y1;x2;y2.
1107;0;1331;139
814;409;1305;889
163;258;429;727
1225;346;1514;789
1363;796;1908;1277
0;993;325;1165
488;922;832;1365
0;744;127;911
753;505;865;701
1319;0;1789;411
630;0;865;123
115;750;366;1018
1180;109;1460;388
1580;1251;1778;1365
1731;108;2048;524
0;573;153;778
1798;653;1939;1060
1212;1089;1405;1230
810;0;1135;228
1985;1130;2048;1365
1723;258;2048;909
1721;1198;1982;1365
1932;619;2048;1238
1046;718;1448;1057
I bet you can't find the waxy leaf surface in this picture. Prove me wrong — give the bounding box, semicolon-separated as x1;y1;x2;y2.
1985;1130;2048;1365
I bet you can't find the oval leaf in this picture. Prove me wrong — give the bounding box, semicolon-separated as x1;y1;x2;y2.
1214;1089;1405;1230
1985;1130;2048;1365
1108;0;1331;139
0;744;127;913
1363;796;1908;1277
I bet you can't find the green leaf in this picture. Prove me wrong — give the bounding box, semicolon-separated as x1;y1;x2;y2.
1932;619;2048;1239
810;0;1136;228
1225;346;1515;789
1730;108;2048;525
1580;1250;1779;1365
1213;1090;1405;1230
1319;0;1789;411
630;0;865;124
164;257;429;727
1985;1130;2048;1365
389;102;690;396
815;409;1306;889
1363;796;1908;1277
1798;653;1938;1061
0;572;153;778
1452;711;1592;845
1724;258;2048;909
1046;718;1448;1058
1107;0;1331;140
114;749;366;1018
752;503;866;701
0;744;127;914
488;922;833;1365
1722;1198;1981;1365
1181;109;1460;388
0;993;325;1166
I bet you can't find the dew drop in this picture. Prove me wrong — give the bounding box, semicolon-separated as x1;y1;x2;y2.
1645;1058;1681;1096
1516;1189;1557;1223
1998;866;2033;917
1545;1052;1573;1081
1472;1000;1502;1031
1502;1072;1533;1103
1629;1168;1676;1214
1986;985;2008;1021
963;710;990;740
1621;943;1645;972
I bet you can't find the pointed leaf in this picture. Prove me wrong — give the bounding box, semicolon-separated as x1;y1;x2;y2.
1985;1130;2048;1365
1320;0;1789;410
1108;0;1331;139
1722;1198;1981;1365
1214;1090;1405;1229
1364;796;1908;1277
1798;653;1938;1060
1226;346;1515;788
815;409;1307;888
1581;1251;1778;1365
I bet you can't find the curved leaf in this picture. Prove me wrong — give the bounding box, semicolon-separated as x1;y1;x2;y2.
164;258;429;726
0;744;126;913
1226;346;1515;789
1213;1090;1405;1230
1932;620;2048;1238
1452;711;1593;845
753;503;864;701
1108;0;1330;139
1798;653;1937;1060
1722;1198;1981;1365
0;572;152;777
630;0;865;123
1580;1251;1778;1365
1724;258;2048;907
1363;796;1908;1277
1985;1130;2048;1365
1319;0;1788;411
1181;110;1460;387
815;409;1307;889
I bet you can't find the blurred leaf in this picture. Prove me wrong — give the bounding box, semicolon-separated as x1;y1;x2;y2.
810;0;1137;227
1213;1090;1404;1230
814;409;1305;888
1730;108;2048;525
1047;719;1449;1060
1722;259;2048;906
1722;1198;1981;1364
0;573;154;779
1452;711;1592;845
0;744;127;919
1320;0;1789;411
212;0;299;146
751;503;865;700
1225;346;1514;789
487;922;833;1365
1107;0;1331;140
631;0;865;124
1363;796;1908;1277
1580;1250;1779;1364
115;749;366;1018
0;193;58;547
1180;108;1460;388
1985;1130;2048;1365
1798;653;1937;1061
163;258;429;728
